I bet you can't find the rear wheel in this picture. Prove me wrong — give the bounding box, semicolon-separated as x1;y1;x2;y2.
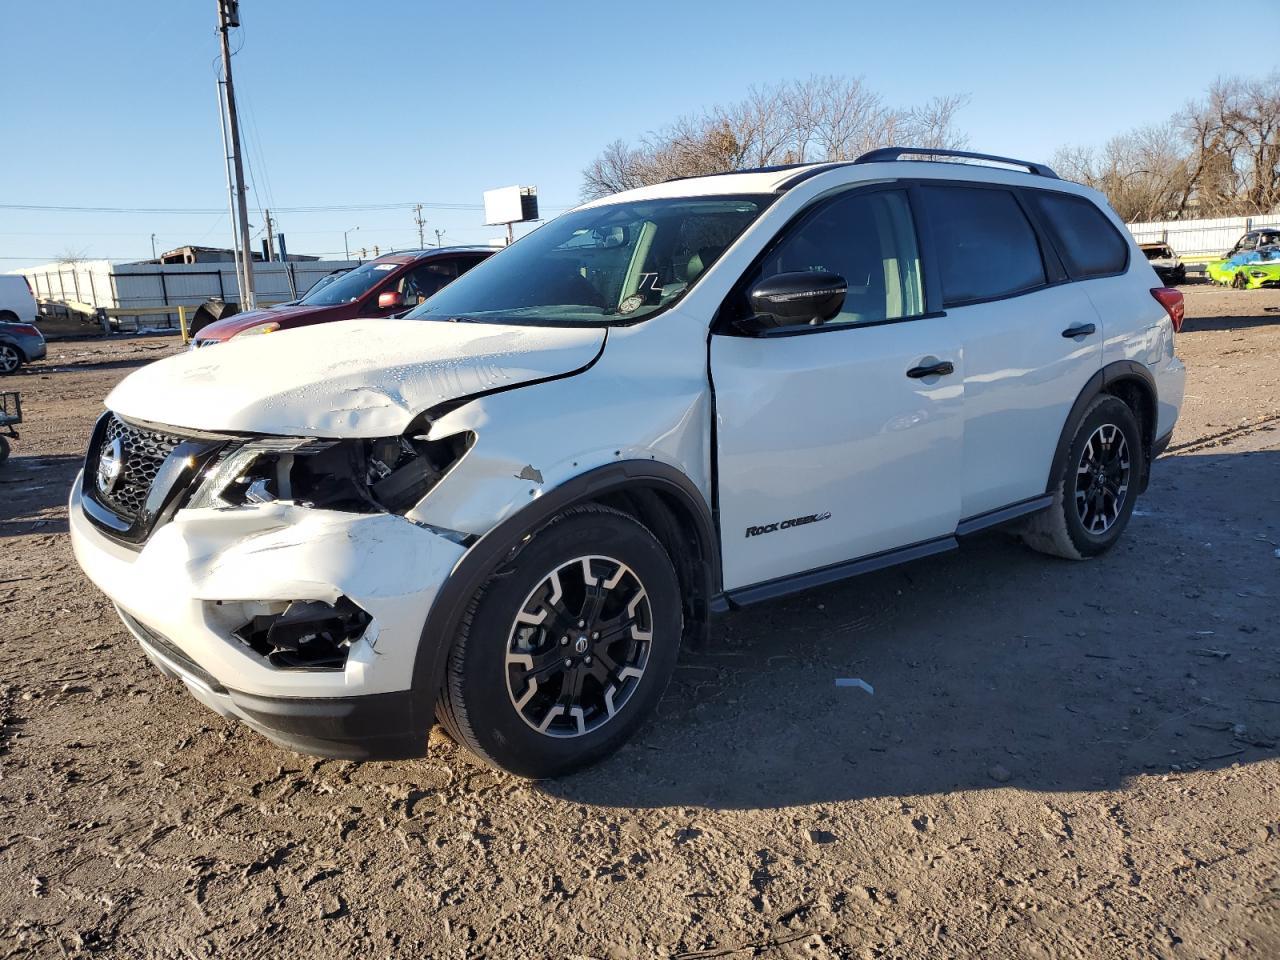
1020;395;1143;560
436;505;682;778
0;344;21;375
0;435;9;467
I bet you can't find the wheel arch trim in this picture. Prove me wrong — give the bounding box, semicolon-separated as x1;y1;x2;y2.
1048;360;1157;495
408;459;719;724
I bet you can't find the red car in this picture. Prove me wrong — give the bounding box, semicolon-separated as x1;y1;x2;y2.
191;247;494;346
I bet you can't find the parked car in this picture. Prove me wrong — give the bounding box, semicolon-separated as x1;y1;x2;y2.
1223;227;1280;258
1139;242;1185;285
70;148;1185;778
0;275;38;326
1205;246;1280;289
190;248;493;346
0;317;47;375
269;268;354;309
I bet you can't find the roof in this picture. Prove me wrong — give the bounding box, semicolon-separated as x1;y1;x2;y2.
373;245;497;264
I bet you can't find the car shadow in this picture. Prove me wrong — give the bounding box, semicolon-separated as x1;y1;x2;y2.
1180;308;1280;333
0;454;80;537
542;446;1280;809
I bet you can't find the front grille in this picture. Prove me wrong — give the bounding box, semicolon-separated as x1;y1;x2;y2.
96;415;184;520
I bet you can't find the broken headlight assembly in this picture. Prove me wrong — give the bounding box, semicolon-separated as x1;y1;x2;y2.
187;431;474;515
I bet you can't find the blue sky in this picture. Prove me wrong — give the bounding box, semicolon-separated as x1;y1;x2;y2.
2;0;1275;269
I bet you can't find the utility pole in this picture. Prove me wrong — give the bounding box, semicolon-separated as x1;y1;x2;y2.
216;0;256;308
150;234;157;260
414;203;427;249
263;209;275;262
215;75;246;305
434;228;445;248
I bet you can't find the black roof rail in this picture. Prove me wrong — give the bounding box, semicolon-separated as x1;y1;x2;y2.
854;147;1059;179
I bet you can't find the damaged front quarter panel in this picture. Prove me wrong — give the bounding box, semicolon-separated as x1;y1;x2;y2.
403;318;714;538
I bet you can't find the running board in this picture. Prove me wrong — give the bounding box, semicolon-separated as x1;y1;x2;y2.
711;494;1053;612
955;494;1053;537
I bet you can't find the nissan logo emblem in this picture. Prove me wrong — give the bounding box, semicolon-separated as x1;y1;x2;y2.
97;436;125;495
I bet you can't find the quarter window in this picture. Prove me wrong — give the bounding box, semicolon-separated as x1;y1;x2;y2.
919;186;1046;305
738;189;925;327
1027;191;1128;279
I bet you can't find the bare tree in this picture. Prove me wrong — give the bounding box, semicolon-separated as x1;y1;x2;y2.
580;76;969;200
1056;70;1280;220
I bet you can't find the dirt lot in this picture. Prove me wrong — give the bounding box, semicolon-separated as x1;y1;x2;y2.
2;286;1278;959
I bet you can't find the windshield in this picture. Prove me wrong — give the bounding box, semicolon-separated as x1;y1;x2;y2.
300;260;399;305
1143;246;1171;260
406;195;768;325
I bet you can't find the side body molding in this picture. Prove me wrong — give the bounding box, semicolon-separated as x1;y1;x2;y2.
408;460;720;719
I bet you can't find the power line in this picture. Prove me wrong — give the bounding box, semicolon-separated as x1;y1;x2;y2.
0;200;571;215
0;201;488;215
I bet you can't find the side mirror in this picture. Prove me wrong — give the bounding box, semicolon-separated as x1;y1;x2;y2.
746;271;847;330
377;290;404;311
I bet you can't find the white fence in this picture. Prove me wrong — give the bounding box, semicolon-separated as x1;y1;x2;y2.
1126;214;1280;258
16;258;359;331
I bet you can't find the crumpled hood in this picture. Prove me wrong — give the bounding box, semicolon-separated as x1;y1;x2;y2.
106;319;605;437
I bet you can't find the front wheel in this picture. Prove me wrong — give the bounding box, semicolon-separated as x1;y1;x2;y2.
436;505;682;778
1020;395;1143;560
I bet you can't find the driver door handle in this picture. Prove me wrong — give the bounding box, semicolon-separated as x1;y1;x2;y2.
906;360;955;379
1062;322;1096;338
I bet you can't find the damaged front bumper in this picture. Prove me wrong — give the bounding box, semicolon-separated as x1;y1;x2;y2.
69;476;467;758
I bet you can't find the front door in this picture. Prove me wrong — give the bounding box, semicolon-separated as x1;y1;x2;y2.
711;187;964;592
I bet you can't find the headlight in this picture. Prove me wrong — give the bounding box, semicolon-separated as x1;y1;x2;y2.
238;321;281;336
1249;270;1267;278
188;431;473;514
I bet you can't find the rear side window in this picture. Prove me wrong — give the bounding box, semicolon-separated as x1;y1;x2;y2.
1028;191;1128;278
919;186;1046;305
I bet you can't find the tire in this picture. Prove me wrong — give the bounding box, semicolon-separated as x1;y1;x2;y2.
0;311;18;324
0;343;21;375
436;504;683;778
1020;395;1144;561
1232;272;1248;290
0;435;9;467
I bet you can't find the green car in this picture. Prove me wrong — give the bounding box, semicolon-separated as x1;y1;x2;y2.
1206;253;1280;289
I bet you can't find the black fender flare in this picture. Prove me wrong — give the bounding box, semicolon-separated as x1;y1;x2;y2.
1047;360;1158;495
407;459;720;729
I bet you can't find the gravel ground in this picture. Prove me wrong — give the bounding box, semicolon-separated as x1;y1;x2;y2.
2;286;1278;959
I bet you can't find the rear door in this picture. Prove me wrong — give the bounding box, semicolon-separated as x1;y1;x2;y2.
916;183;1104;520
712;186;964;592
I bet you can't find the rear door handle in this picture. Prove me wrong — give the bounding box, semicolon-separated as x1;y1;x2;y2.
1062;323;1096;338
906;360;955;379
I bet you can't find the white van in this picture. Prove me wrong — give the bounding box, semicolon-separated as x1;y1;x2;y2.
0;275;37;325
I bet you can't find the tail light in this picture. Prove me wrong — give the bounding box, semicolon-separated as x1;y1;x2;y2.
10;324;40;336
1150;287;1184;333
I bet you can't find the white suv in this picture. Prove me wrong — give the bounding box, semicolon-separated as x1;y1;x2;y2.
71;148;1186;777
